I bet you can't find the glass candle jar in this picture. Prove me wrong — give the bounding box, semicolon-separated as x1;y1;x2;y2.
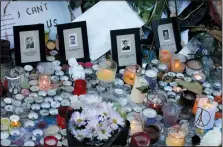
170;54;187;73
166;125;186;146
129;132;150;147
145;70;158;90
144;125;160;144
127;112;143;136
56;106;71;129
159;50;172;68
73;79;87;96
38;74;51;90
123;65;141;86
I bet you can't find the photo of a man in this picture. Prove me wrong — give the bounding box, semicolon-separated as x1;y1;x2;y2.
25;36;35;49
163;29;170;41
121;39;131;52
69;33;78;47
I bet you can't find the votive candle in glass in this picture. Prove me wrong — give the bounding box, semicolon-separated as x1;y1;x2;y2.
10;121;21;129
159;50;172;68
129;132;150;147
130;119;143;136
170;54;186;73
144;125;160;144
166;126;186;146
123;65;141;86
73;79;87;96
56;106;71;129
39;74;51;90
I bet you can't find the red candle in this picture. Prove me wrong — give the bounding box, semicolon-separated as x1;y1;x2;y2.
44;136;58;146
73;79;87;96
130;132;150;147
147;100;163;114
57;106;72;129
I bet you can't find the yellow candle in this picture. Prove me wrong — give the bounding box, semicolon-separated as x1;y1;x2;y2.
10;121;21;128
1;118;10;130
171;59;185;73
166;131;186;146
97;69;115;83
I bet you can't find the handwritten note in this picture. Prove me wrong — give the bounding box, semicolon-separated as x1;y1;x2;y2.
1;1;82;49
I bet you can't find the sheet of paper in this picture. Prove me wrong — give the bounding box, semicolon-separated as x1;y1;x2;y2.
180;29;189;46
73;1;144;61
1;1;82;49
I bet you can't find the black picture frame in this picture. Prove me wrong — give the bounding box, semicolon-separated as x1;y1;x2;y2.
152;17;181;56
57;21;90;63
110;28;142;70
13;24;46;66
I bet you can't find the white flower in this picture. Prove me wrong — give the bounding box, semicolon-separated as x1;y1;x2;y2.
84;94;102;105
70;111;87;127
95;125;112;141
83;107;98;120
74;129;89;141
86;118;98;132
109;110;125;130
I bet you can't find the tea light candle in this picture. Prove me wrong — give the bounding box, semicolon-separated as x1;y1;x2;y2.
9;128;21;140
166;129;186;146
195;98;218;129
170;54;186;73
44;136;58;146
24;120;35;131
24;140;35;146
9;115;21;128
172;87;182;93
192;72;205;83
39;74;51;90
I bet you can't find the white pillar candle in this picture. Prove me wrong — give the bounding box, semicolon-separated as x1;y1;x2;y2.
195;98;218;129
130;76;146;104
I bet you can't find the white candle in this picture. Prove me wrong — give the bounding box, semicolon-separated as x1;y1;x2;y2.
195;98;217;129
130;76;146;104
130;120;143;136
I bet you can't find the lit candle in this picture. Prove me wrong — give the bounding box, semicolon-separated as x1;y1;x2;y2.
159;50;172;68
97;69;116;83
195;98;217;129
10;121;21;128
130;120;143;136
172;87;182;93
39;74;51;90
170;54;186;73
166;129;186;146
123;65;141;86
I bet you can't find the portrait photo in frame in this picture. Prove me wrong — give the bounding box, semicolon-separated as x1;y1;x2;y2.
110;28;142;70
57;21;90;63
13;24;46;66
152;17;181;56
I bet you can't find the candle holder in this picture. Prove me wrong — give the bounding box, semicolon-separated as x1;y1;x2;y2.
195;98;218;130
73;79;87;96
145;90;166;114
127;112;143;136
38;74;51;90
142;108;157;127
145;70;158;90
123;65;141;86
57;106;71;129
170;54;187;73
166;125;187;146
185;59;203;76
192;72;206;83
159;50;172;68
162;102;181;127
10;121;21;129
44;136;58;146
143;125;160;144
129;132;150;147
179;90;196;120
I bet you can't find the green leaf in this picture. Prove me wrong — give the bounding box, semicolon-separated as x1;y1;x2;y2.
176;79;203;94
136;86;150;93
83;2;93;10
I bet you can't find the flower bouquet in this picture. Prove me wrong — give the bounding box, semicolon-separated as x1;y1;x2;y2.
66;95;130;146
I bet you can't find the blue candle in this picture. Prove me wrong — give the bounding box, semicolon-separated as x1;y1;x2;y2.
143;108;157;126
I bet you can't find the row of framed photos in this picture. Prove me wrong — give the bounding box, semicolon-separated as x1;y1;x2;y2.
13;21;141;69
14;17;181;69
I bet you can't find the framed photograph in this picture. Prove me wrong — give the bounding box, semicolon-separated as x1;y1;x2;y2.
152;17;181;56
110;28;142;70
13;24;45;66
57;21;90;63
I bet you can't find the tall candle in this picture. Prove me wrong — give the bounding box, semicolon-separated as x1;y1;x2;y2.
130;120;143;136
195;98;217;129
130;76;145;104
